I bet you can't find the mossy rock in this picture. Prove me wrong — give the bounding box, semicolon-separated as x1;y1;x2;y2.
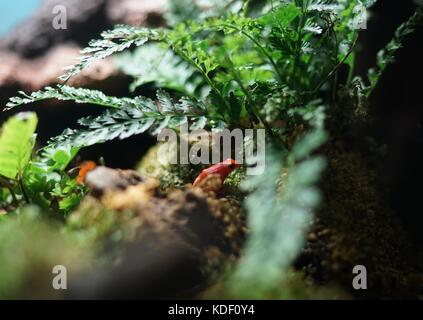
137;144;202;190
137;142;247;193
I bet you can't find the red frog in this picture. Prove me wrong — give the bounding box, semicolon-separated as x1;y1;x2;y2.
76;161;97;184
193;158;241;188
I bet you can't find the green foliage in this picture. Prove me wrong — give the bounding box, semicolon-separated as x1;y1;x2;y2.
60;26;163;82
0;112;37;180
9;0;381;147
0;113;84;214
23;160;86;214
9;1;416;158
115;43;199;94
230;142;326;296
42;90;223;154
365;8;423;97
230;98;328;295
7;86;126;110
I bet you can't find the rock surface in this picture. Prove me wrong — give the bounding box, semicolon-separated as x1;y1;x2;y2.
67;166;246;298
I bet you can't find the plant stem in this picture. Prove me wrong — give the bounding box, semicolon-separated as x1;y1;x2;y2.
173;47;231;115
223;52;287;150
242;0;251;16
223;53;264;125
331;27;340;102
292;1;308;88
18;176;30;204
220;23;283;83
0;176;19;206
310;34;358;96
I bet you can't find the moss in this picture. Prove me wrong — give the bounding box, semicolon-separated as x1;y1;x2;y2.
223;166;246;189
297;144;423;299
132;126;423;299
201;269;349;300
137;144;202;190
65;197;139;249
0;206;92;299
137;131;423;298
138;141;247;194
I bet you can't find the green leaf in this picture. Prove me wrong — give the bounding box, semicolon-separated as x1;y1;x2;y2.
40;146;80;172
115;43;198;94
291;129;328;161
41;91;223;160
230;144;326;296
157;89;175;113
7;86;130;110
60;25;163;82
365;9;422;97
258;3;301;28
0;113;38;180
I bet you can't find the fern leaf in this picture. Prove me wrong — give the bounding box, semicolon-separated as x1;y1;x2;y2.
258;3;301;28
366;9;422;97
230;132;327;295
7;86;130;110
0;113;38;180
156;89;175;113
42;92;220;157
8;86;217;158
60;25;163;82
115;42;198;94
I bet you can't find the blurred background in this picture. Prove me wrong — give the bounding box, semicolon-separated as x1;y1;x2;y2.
0;1;41;36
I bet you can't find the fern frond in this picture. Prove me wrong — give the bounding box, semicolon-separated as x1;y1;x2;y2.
366;9;423;97
115;43;198;94
0;113;38;180
230;134;327;295
307;2;340;14
60;25;163;82
7;86;130;110
42;91;222;156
